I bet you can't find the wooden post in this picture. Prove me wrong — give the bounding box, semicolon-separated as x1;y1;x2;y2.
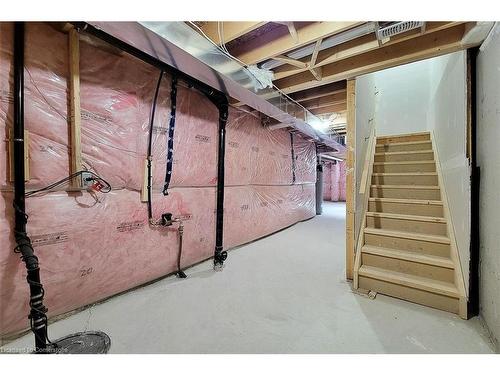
345;78;356;280
68;27;82;188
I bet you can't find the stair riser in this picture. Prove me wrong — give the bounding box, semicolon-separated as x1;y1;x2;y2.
370;187;441;200
372;175;438;186
368;201;444;217
358;276;459;314
364;232;450;257
376;133;431;144
366;216;447;236
376;142;433;152
361;253;455;283
373;163;436;173
375;153;434;162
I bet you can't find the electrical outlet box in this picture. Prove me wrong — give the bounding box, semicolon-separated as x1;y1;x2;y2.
81;171;95;188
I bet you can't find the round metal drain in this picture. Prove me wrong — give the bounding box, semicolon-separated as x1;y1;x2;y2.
52;331;111;354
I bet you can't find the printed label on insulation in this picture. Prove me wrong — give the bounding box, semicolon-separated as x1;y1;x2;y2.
116;220;145;232
31;232;69;247
195;134;210;143
228;141;239;148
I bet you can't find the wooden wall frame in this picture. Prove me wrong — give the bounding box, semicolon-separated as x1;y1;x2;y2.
345;78;356;280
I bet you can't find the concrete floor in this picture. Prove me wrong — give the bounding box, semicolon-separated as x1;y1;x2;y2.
2;202;495;353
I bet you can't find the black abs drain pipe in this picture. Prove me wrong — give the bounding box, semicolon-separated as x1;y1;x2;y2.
12;22;110;354
72;23;230;270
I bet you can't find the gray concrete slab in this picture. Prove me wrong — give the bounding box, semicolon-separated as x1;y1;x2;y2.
2;202;495;353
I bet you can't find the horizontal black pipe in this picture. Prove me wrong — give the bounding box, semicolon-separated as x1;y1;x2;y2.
13;21;49;352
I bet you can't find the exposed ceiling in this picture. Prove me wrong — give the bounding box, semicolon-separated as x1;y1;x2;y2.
191;21;492;136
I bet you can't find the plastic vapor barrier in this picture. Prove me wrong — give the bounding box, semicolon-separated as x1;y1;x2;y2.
0;23;316;337
322;161;347;202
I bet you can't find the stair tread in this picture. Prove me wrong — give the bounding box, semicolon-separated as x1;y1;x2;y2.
375;150;434;155
376;140;432;147
369;197;443;205
373;161;435;165
377;131;431;139
362;245;454;269
372;172;437;176
358;265;459;298
364;227;450;244
366;211;446;223
371;184;440;189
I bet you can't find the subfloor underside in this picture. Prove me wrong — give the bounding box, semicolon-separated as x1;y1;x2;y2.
1;202;495;353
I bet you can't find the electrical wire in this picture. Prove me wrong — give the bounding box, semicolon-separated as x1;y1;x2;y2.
25;170;111;197
187;21;340;139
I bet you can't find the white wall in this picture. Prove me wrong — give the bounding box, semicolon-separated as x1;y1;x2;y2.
477;23;500;352
427;51;471;293
371;61;431;135
354;52;471;297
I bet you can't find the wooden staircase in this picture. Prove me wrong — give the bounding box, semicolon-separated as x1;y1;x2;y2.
354;131;467;318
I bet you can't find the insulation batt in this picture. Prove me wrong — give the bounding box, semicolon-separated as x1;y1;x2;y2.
321;161;346;202
0;22;316;337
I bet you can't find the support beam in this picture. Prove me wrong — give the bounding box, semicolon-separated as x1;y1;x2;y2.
345;79;356;280
271;22;464;82
291;81;347;102
68;28;82;188
196;22;267;45
275;23;470;94
301;91;347;110
309;103;346;115
235;21;362;65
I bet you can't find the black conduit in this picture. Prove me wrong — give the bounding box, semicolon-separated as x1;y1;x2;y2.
12;22;49;353
212;100;229;268
146;70;164;222
162;75;178;196
74;23;230;269
290;132;296;184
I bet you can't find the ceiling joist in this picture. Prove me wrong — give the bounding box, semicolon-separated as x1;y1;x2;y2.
275;23;473;95
196;22;267;45
235;21;362;65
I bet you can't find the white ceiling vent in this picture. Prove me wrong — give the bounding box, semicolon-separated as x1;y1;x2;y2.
377;21;424;39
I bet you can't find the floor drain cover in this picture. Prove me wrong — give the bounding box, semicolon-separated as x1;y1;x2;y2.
52;331;111;354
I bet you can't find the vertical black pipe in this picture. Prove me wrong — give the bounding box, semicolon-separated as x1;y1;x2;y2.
213;101;229;268
146;70;164;221
468;46;480;317
315;159;324;215
13;22;48;352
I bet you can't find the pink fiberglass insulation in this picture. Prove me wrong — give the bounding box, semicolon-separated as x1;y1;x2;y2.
0;22;316;337
339;161;347;201
330;162;340;201
0;188;216;335
322;163;332;201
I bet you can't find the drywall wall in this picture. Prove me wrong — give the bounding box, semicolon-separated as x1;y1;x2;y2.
477;23;500;352
427;51;471;294
370;60;431;136
0;22;316;337
354;74;376;237
354;53;470;289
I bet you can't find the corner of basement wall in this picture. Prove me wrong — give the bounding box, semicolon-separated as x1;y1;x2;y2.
426;50;471;296
476;23;500;352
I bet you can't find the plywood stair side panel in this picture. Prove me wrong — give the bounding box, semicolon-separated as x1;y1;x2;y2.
354;131;467;318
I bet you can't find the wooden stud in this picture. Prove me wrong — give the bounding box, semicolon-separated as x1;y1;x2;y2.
345;78;356;280
140;159;150;203
68;28;82;188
